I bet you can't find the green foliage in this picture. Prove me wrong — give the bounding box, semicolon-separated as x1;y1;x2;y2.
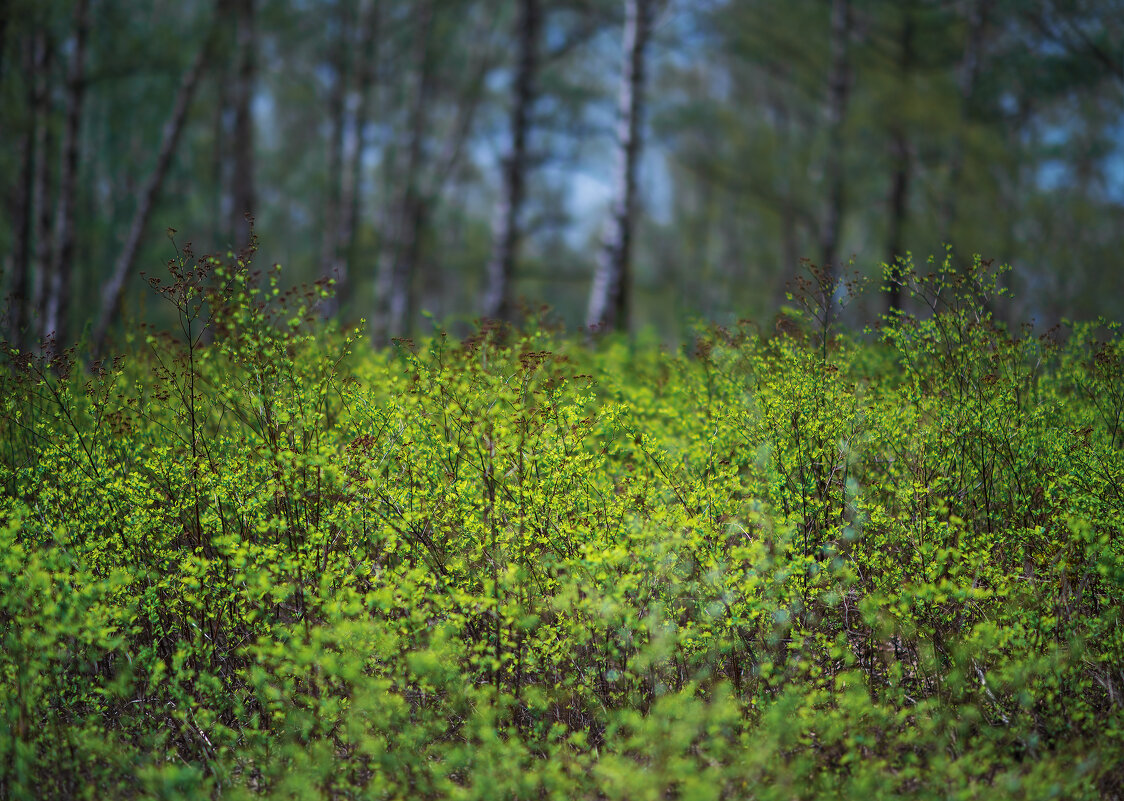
1;250;1122;799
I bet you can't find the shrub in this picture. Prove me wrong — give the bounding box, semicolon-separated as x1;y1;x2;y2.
1;248;1121;799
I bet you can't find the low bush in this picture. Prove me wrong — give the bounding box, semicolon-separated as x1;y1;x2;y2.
1;247;1121;799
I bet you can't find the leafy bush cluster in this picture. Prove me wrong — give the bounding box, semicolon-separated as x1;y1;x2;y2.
1;249;1122;799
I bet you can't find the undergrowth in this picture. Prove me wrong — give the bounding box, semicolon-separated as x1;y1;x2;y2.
1;246;1122;799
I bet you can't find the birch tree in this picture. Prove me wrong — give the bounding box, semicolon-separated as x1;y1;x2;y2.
586;0;654;335
818;0;851;299
372;0;498;343
42;0;90;353
482;0;541;322
320;0;378;320
7;30;50;350
372;0;433;345
334;0;378;314
30;60;55;345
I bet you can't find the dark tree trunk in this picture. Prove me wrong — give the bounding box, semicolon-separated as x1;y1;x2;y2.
31;89;55;340
0;2;8;85
93;42;210;352
373;0;432;345
586;0;653;335
333;0;378;318
321;0;378;320
483;0;541;322
229;0;256;251
212;68;228;245
885;133;910;312
318;0;350;309
886;2;915;313
0;0;16;86
8;32;48;349
8;115;34;345
818;0;851;305
42;0;90;352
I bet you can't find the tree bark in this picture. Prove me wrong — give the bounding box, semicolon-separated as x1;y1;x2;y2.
321;0;378;320
586;0;653;335
92;42;210;352
30;73;55;340
372;0;432;345
0;2;9;85
8;31;48;350
229;0;256;252
7;109;34;347
42;0;91;352
335;0;378;317
318;0;350;311
483;0;541;322
211;68;228;245
818;0;851;303
886;2;915;313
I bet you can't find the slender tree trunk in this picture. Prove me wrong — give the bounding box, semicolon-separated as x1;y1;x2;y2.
318;0;349;308
586;0;653;335
31;93;55;338
818;0;851;302
333;0;378;317
42;0;91;352
939;0;990;246
8;116;34;345
885;132;910;311
8;32;48;349
93;43;210;352
0;0;20;87
229;0;256;251
212;69;228;245
483;0;541;322
886;2;915;313
0;1;9;85
373;0;432;345
321;0;378;320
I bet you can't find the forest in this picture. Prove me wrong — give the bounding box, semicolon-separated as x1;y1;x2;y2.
1;1;1123;799
1;0;1122;345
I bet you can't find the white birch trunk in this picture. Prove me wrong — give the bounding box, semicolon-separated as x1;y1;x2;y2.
586;0;653;335
42;0;90;352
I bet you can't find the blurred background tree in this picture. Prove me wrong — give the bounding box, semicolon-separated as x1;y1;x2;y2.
1;0;1121;349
